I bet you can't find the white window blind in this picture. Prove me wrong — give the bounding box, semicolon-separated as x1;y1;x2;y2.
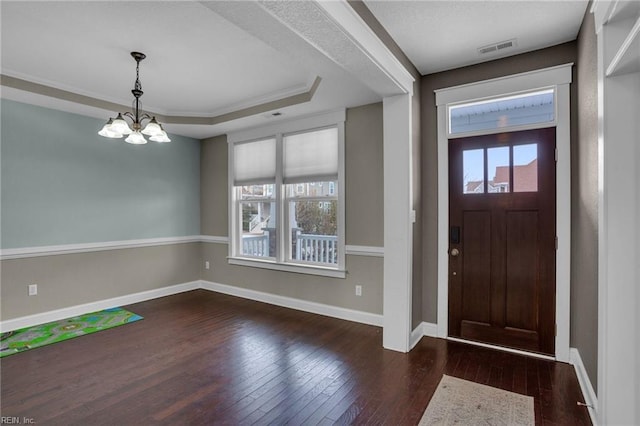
283;127;338;184
233;138;276;185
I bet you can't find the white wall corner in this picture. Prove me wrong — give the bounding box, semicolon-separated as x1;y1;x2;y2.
409;321;439;350
570;347;599;425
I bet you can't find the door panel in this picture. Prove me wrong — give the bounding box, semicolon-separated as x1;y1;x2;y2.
448;127;556;355
461;211;491;324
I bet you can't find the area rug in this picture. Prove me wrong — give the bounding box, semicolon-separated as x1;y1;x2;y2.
0;307;143;358
419;375;534;426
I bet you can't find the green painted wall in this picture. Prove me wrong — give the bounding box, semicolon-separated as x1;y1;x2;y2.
1;99;200;248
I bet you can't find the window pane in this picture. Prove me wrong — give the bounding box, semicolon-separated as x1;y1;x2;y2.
286;181;337;198
513;144;538;192
241;201;275;258
289;200;338;265
463;149;485;194
488;146;510;193
450;89;554;134
240;184;274;200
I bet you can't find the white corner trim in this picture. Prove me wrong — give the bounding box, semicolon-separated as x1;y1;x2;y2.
410;321;440;350
422;322;439;338
345;245;384;257
0;236;202;260
201;235;230;244
200;280;383;327
410;323;425;350
0;281;200;332
570;348;599;425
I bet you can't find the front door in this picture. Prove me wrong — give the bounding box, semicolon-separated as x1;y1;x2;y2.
448;127;556;355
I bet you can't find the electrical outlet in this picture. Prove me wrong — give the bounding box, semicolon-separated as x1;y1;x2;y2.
355;285;362;296
205;261;210;270
28;284;38;296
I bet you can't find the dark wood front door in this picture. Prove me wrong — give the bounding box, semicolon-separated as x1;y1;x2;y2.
448;127;556;355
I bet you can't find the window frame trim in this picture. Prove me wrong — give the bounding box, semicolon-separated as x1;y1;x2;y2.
227;109;346;278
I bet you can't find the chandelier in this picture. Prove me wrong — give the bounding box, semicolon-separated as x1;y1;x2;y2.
98;52;171;144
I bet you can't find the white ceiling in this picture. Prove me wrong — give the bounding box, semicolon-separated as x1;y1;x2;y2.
365;0;589;75
1;1;589;140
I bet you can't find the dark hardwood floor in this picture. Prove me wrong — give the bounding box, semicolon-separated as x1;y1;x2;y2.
1;290;591;425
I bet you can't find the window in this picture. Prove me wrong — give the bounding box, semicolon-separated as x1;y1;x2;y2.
449;89;555;136
462;144;539;195
229;113;345;277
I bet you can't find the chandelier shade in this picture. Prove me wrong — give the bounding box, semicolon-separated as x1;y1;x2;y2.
98;52;171;144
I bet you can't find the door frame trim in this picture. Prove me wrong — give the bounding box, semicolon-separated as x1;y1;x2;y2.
434;64;573;362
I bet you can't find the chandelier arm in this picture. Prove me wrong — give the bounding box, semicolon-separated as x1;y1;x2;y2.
121;112;135;120
140;113;153;123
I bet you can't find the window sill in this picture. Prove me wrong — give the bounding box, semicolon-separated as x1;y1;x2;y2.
227;257;347;279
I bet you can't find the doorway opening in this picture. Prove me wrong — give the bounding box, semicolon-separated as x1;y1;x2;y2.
434;64;572;361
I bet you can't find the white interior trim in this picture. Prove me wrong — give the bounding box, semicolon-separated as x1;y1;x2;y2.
594;2;640;423
1;237;384;261
0;279;383;333
382;93;413;352
570;347;599;425
200;280;382;327
344;245;384;257
435;63;573;105
0;281;200;332
201;235;230;244
227;257;347;279
410;321;439;350
313;0;415;95
0;236;202;260
435;63;573;362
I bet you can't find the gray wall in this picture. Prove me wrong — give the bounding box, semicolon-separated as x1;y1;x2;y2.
200;103;384;314
1;99;200;249
573;8;599;389
1;244;201;320
420;41;579;324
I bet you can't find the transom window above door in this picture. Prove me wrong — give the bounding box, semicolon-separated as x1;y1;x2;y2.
448;89;555;136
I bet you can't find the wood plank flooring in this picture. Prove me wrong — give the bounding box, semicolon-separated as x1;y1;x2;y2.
0;290;591;425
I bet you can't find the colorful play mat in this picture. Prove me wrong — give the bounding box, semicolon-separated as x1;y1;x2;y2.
0;307;143;358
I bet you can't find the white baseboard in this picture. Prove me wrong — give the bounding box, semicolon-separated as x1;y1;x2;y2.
0;281;200;332
569;347;598;425
409;321;440;349
199;280;383;327
0;279;383;334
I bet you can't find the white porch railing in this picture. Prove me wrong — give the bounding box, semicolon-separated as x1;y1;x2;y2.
242;234;269;257
296;234;337;264
241;233;338;264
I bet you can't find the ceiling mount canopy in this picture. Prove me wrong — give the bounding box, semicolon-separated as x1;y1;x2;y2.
98;51;171;144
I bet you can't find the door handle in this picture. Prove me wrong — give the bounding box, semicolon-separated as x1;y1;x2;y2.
450;248;460;257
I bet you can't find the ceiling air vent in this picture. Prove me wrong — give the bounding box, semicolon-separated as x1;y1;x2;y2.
477;38;517;55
